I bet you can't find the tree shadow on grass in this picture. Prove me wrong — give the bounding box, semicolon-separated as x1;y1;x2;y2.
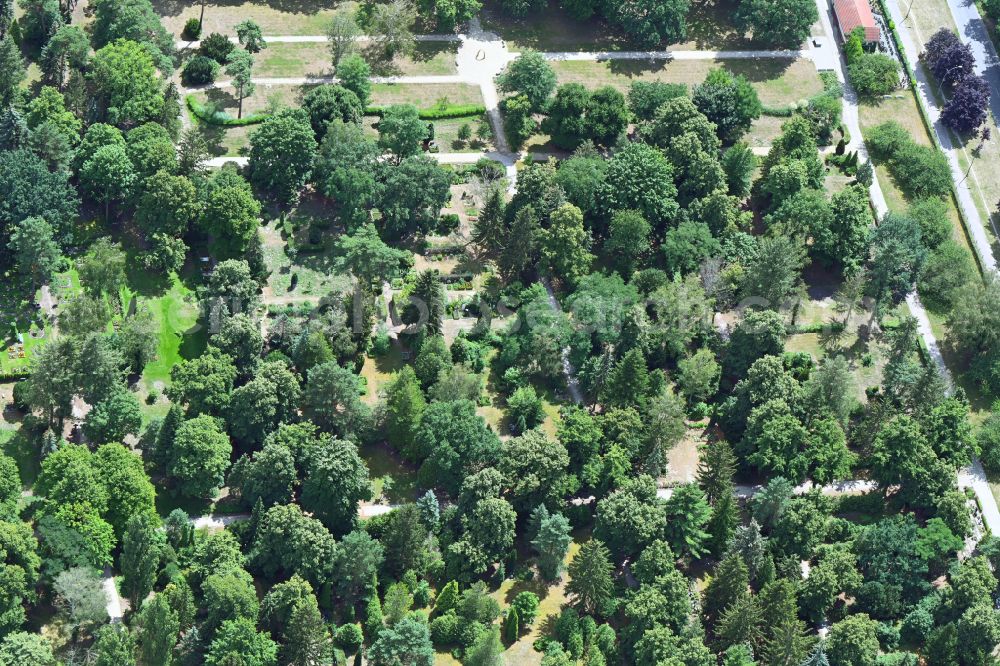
125;255;173;297
178;320;209;361
502;575;556;606
685;0;751;50
150;0;334;18
723;58;795;84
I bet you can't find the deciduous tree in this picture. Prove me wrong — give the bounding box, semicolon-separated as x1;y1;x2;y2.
248;108;317;204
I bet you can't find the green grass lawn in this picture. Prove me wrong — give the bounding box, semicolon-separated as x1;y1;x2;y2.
153;0;353;36
548;58;823;108
232;41;458;78
155;486;244;518
361;115;493;153
361;441;421;504
260;210;353;302
858;92;977;272
131;275;206;419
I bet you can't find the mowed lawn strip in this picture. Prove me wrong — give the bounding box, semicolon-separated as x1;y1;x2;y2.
548;58;824;107
250;41;459;78
857;91;974;260
153;0;355;37
136;275;205;416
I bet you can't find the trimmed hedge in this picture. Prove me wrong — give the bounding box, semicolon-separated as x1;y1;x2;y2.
761;104;794;117
365;104;487;120
787;321;846;334
186;95;271;127
424;243;465;257
187;95;486;127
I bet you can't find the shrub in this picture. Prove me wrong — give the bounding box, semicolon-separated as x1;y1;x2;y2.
436;213;460;235
901;605;936;644
978;412;1000;474
10;381;29;410
365;103;487;120
848;52;900;98
199;32;235;63
334;624;363;654
877;621;901;651
506;385;545;434
845;27;865;63
865;120;910;161
186;95;270;126
181;55;219;86
800;91;842;144
512;591;540;626
372;328;391;356
761;104;794;116
474;157;506;180
430;612;461;646
182;18;202;40
908;198;951;249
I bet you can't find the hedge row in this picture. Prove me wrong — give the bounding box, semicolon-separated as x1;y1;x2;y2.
186;95;271;127
365;104;487;120
0;370;30;383
187;95;486;127
761;105;794;117
787;321;846;334
424;244;466;257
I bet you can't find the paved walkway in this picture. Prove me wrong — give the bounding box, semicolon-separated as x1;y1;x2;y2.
190;513;250;530
947;0;1000;105
885;0;998;272
945;0;1000;249
102;566;123;622
187;502;401;529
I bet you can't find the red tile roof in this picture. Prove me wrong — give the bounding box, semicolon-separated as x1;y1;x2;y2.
834;0;881;42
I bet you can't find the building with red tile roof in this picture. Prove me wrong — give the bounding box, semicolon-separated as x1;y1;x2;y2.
833;0;881;43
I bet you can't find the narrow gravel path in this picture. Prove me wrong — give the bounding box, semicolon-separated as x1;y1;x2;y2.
102;566;123;623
